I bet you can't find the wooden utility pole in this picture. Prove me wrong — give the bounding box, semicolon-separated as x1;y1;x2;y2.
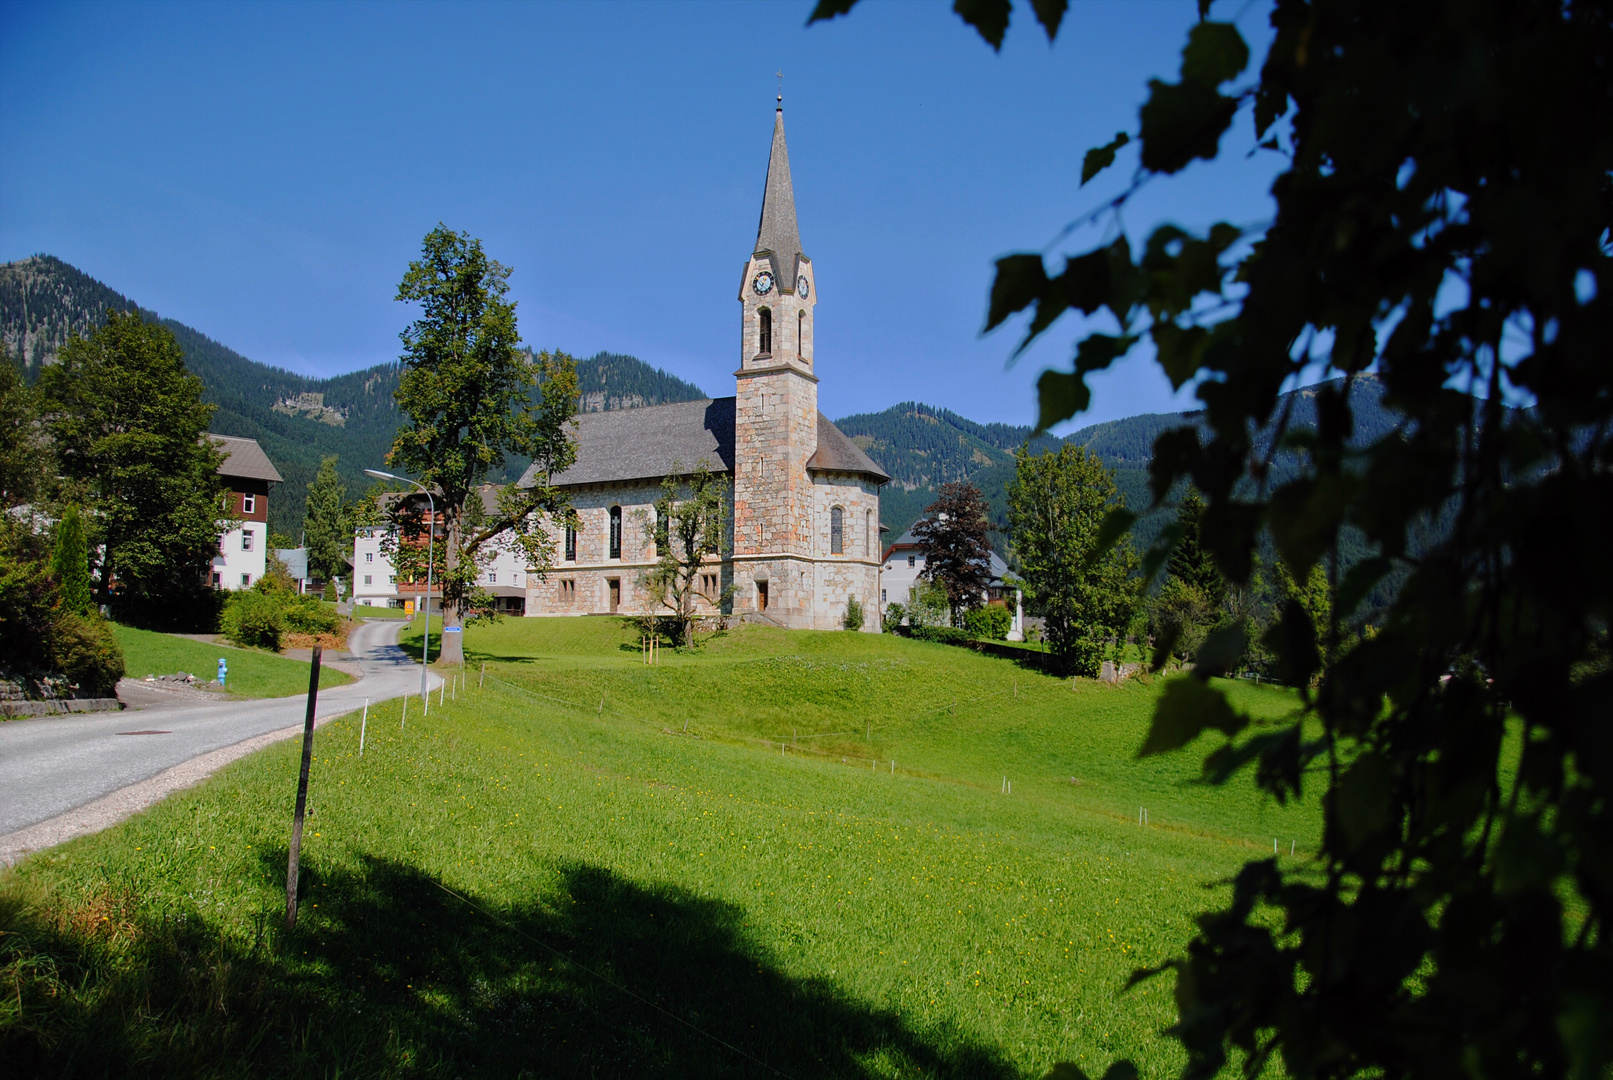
284;645;322;932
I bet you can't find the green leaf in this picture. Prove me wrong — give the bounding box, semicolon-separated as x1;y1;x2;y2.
1091;507;1138;563
953;0;1012;50
1028;0;1068;41
1041;1065;1093;1080
805;0;860;23
1335;752;1394;852
1337;555;1391;617
1192;619;1247;679
1102;1063;1141;1080
1140;676;1248;756
1151;322;1209;389
1264;598;1321;686
1180;22;1249;86
1081;131;1131;186
985;254;1050;333
1138;78;1239;175
1035;369;1089;432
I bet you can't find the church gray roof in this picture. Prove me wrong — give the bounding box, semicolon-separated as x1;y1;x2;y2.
521;398;736;488
805;413;890;482
754;108;805;295
517;397;889;488
208;434;283;483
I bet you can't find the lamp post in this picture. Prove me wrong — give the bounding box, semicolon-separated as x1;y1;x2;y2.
365;469;434;709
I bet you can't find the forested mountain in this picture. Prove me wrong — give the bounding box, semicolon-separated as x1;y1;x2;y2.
0;255;708;536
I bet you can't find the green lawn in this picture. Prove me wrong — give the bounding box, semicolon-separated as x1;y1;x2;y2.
350;602;413;618
112;622;352;698
3;617;1318;1078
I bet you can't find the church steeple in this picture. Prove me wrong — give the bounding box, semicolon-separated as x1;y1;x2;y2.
754;107;804;294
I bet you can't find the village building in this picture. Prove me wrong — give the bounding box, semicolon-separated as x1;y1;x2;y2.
208;434;281;590
517;105;890;630
351;487;530;614
880;524;1025;640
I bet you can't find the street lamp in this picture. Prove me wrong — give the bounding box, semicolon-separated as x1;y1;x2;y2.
365;469;434;709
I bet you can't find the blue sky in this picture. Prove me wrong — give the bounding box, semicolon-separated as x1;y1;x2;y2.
0;0;1280;430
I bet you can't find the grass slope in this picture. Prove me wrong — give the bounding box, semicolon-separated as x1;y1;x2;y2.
112;623;352;698
3;619;1318;1078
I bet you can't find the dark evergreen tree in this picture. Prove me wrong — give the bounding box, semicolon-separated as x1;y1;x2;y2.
302;456;349;583
50;505;93;616
913;481;994;625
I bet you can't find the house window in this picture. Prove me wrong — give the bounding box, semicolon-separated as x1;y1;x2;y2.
242;493;256;515
488;571;497;583
365;551;374;563
830;506;844;554
389;575;397;584
758;308;772;354
241;530;254;551
219;536;227;553
908;555;916;567
241;573;251;587
363;574;372;586
565;524;577;561
881;588;887;604
609;506;622;559
212;572;221;587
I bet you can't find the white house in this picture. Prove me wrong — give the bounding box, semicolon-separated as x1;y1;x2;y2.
209;435;281;591
880;525;1024;640
351;487;531;614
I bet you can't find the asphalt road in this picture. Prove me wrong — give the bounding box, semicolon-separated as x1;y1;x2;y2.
0;618;439;838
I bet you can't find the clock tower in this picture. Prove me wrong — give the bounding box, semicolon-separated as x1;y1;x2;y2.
731;102;821;621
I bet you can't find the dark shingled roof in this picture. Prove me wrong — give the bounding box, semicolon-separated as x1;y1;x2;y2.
517;398;890;488
521;399;736;488
754;108;805;295
806;413;890;482
208;434;283;483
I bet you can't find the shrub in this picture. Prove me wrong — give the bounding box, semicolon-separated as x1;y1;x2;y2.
964;604;1012;641
909;625;972;646
843;595;864;631
882;601;905;632
49;612;125;697
221;590;284;650
322;580;337;602
906;580;952;629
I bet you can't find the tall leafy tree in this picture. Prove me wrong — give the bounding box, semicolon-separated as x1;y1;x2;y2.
913;481;994;625
387;226;578;663
37;311;224;621
1006;444;1140;676
50;505;94;616
0;351;47;509
640;459;733;648
302;456;350;584
817;0;1613;1074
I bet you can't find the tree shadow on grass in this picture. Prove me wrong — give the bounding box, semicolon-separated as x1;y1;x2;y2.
2;855;1019;1079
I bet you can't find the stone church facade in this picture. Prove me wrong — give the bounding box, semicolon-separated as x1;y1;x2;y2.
519;106;889;630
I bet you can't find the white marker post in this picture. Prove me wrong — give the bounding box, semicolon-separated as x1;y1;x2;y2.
359;698;369;756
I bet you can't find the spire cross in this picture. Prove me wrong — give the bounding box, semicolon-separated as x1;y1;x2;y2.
776;70;784;106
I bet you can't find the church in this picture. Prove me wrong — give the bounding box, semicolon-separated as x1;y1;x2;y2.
519;105;890;630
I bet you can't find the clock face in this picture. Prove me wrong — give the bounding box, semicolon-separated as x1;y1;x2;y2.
752;270;775;296
797;275;809;298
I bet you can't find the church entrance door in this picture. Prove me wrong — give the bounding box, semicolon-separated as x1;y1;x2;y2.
608;578;620;613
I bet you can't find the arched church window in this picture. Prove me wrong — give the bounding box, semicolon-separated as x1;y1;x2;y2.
865;509;872;555
564;524;576;562
830;506;844;555
759;308;772;355
655;507;669;557
797;310;805;356
609;506;622;560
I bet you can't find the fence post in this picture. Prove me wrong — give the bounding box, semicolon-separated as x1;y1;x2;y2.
284;645;322;932
479;661;486;689
359;698;369;756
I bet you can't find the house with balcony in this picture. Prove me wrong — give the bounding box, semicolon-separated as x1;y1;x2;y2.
209;434;282;590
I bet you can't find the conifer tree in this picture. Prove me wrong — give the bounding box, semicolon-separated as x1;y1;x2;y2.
302;456;349;584
51;505;94;616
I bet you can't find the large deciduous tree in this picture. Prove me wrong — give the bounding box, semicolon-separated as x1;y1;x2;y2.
388;226;578;663
302;455;349;584
1006;445;1140;676
817;0;1613;1075
913;481;994;625
0;352;47;509
37;311;224;624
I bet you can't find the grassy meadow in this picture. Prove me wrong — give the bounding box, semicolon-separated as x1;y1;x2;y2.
111;623;353;698
3;617;1319;1078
